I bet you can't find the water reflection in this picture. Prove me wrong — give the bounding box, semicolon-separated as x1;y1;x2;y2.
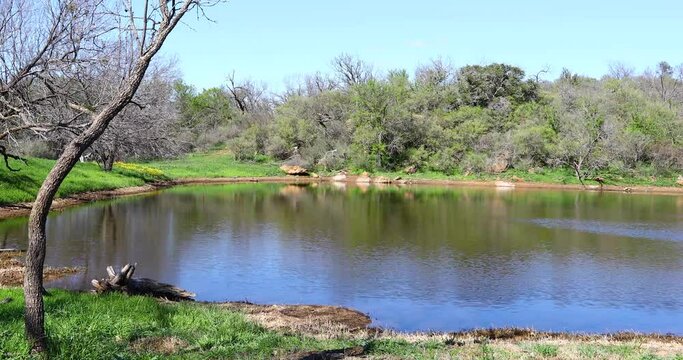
1;184;683;333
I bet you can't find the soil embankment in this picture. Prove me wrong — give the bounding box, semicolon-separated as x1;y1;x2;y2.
0;250;80;287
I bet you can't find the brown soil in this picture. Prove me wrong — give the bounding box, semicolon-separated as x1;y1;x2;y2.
0;251;80;286
1;176;681;220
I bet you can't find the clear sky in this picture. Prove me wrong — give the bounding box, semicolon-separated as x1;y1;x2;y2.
161;0;683;92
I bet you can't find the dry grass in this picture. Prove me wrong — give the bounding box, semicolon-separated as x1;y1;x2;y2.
219;302;371;340
130;336;189;355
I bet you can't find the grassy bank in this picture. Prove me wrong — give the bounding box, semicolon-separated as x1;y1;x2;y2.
0;153;280;205
0;288;353;359
1;289;683;359
1;152;681;206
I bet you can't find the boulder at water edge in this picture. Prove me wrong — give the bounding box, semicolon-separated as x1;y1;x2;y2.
356;172;371;183
280;165;309;176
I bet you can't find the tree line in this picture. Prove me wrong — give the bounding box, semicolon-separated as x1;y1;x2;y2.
162;56;682;183
6;55;683;184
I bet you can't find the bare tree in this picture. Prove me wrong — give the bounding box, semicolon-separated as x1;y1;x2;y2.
0;0;221;353
331;53;373;87
647;61;683;109
90;62;183;170
553;77;609;186
608;62;635;80
225;71;270;114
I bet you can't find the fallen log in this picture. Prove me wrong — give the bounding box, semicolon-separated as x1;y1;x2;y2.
91;263;195;301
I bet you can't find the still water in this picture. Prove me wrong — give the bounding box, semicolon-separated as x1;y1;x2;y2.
2;183;683;333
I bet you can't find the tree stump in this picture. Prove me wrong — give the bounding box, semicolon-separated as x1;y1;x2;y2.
91;264;195;301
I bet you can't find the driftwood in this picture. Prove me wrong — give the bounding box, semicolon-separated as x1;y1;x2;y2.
91;264;195;301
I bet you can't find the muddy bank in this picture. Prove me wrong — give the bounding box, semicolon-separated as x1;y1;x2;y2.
220;299;683;344
1;175;681;220
0;251;80;287
218;300;683;359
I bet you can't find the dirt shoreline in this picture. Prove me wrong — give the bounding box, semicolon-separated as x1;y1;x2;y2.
218;300;683;343
1;175;682;220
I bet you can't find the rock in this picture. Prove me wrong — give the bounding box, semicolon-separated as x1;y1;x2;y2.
310;172;320;178
332;172;347;182
488;157;508;174
373;176;391;184
404;165;417;174
393;176;402;181
677;175;683;186
356;172;371;183
280;165;308;176
494;181;515;188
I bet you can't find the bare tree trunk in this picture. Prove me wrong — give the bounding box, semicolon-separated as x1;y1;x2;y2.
102;153;115;172
572;160;585;188
25;143;86;352
23;2;196;350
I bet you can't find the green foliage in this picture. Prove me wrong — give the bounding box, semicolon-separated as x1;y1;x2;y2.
169;59;683;178
0;158;147;205
457;63;539;107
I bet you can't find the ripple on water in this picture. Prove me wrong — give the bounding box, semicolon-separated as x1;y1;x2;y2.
527;218;683;242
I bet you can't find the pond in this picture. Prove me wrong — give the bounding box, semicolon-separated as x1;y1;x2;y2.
2;183;683;333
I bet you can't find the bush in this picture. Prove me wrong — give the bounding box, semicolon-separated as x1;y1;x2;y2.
460;152;488;173
427;148;460;173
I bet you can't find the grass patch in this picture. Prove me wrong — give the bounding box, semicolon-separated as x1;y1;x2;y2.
0;158;148;205
0;153;279;205
372;166;680;187
0;288;355;360
531;343;559;357
142;152;281;179
2;289;683;359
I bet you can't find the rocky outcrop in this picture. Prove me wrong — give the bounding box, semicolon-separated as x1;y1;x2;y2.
280;165;309;176
332;171;347;182
356;172;371;183
373;176;391;184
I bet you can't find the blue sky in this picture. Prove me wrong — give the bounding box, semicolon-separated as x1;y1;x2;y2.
161;0;683;92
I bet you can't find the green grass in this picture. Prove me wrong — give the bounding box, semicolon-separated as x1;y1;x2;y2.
143;152;280;179
530;343;559;357
2;288;683;359
0;158;147;205
372;166;680;187
0;153;280;205
0;288;356;360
